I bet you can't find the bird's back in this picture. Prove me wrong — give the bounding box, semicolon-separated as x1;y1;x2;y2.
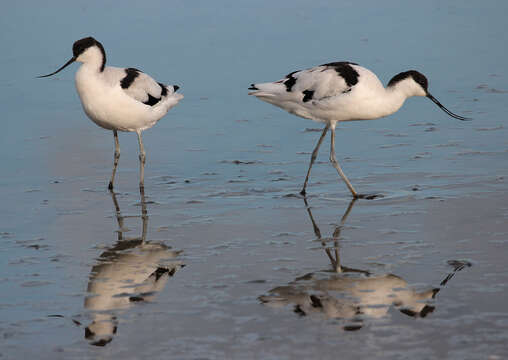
249;62;388;122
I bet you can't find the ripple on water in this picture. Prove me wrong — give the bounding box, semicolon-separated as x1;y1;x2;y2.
21;280;52;287
186;200;204;204
220;160;262;165
475;125;504;131
379;143;411;149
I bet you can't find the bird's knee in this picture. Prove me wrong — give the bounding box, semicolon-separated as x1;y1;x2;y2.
139;153;146;163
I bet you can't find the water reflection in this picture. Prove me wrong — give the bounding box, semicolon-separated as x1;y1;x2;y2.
84;191;184;346
260;198;470;330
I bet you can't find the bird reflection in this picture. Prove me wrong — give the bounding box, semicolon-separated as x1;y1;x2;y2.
84;190;184;346
260;198;470;330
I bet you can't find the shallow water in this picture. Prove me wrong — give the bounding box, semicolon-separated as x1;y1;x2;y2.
1;1;508;359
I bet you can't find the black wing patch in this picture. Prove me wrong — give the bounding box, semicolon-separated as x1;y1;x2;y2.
158;82;168;96
120;68;141;89
302;90;314;102
143;94;160;106
284;71;299;92
143;83;169;106
321;62;359;87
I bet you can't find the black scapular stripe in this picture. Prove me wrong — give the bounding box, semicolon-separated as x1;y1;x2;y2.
120;68;141;89
284;71;298;91
321;62;359;87
302;89;314;102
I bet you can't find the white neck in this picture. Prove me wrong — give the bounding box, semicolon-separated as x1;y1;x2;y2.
357;86;407;120
76;46;105;73
373;77;426;118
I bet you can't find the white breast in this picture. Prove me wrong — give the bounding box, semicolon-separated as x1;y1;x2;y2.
75;64;170;132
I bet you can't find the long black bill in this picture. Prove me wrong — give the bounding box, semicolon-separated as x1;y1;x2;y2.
426;93;470;121
37;57;76;78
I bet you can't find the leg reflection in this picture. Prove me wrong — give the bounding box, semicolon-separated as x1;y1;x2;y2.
84;191;184;346
304;197;359;273
260;198;471;329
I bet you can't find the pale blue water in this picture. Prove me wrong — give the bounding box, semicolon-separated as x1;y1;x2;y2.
1;1;508;359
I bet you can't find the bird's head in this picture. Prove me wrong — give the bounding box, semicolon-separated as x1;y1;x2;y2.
37;36;106;78
388;70;469;120
388;70;429;97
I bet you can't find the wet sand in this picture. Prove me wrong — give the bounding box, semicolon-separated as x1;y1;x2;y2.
2;143;508;359
2;1;508;359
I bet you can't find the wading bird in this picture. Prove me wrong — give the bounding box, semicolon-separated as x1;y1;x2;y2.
249;62;469;198
39;37;183;191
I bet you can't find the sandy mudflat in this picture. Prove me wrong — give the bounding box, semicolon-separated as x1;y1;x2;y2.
2;1;508;358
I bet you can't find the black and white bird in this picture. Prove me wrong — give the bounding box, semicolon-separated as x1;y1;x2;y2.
249;62;469;198
39;37;183;192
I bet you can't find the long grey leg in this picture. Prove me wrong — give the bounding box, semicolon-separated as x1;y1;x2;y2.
300;124;330;196
108;130;120;190
330;126;358;198
110;190;124;241
136;130;146;191
139;185;148;243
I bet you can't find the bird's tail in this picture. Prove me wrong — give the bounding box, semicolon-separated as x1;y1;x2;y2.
165;84;183;100
157;84;183;111
248;81;287;97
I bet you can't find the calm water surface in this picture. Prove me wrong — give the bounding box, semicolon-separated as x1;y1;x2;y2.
1;1;508;359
